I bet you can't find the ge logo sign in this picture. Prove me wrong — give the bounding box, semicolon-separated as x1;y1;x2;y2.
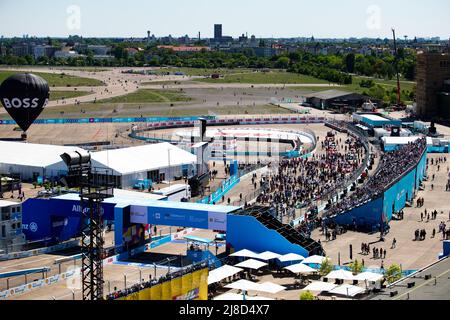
29;222;38;233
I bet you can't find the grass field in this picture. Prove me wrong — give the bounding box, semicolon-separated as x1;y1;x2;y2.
99;89;192;103
30;103;290;118
49;91;91;101
198;71;329;84
0;70;104;87
153;67;254;77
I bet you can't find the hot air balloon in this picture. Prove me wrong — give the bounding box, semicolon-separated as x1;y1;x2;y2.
0;73;50;138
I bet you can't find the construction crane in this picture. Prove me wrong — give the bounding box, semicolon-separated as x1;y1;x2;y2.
392;28;403;110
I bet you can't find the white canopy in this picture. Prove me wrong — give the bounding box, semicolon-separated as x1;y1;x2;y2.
302;281;338;293
91;142;196;175
329;284;365;297
302;255;327;264
353;272;384;282
325;269;355;281
213;292;275;301
225;280;285;294
256;251;282;261
230;249;259;259
224;280;261;292
258;282;287;294
208;265;243;285
277;253;305;262
284;263;317;274
235;259;268;270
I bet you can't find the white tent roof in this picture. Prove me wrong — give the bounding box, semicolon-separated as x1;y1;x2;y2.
213;292;274;301
329;284;365;297
277;253;305;262
230;249;259;259
256;251;282;261
208;265;243;285
225;280;285;294
353;272;384;282
90;143;196;175
225;280;261;292
302;255;327;264
284;263;317;274
325;269;355;281
0;141;84;168
234;259;268;270
258;282;287;294
302;281;337;293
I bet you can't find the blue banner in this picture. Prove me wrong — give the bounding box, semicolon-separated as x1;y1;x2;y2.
0;116;215;125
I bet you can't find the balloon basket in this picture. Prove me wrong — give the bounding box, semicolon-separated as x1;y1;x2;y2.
21;132;27;141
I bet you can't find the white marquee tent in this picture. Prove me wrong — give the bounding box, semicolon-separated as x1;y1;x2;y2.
230;249;259;259
284;263;317;274
329;284;365;297
256;251;282;261
302;281;338;293
91;143;197;188
325;269;355;281
234;259;268;270
277;253;305;263
302;255;327;265
208;265;243;285
0;141;84;180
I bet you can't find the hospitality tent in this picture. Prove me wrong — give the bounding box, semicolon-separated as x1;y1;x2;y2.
329;284;365;297
284;263;317;275
256;251;281;261
208;265;243;285
302;255;327;265
302;281;338;293
90;142;197;188
325;269;355;281
230;249;259;259
353;272;384;282
235;259;268;270
277;253;305;263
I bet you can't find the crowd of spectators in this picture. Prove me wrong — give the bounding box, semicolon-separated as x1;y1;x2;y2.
255;130;366;223
325;137;427;218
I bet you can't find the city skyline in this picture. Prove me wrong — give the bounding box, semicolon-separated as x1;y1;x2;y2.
1;0;450;39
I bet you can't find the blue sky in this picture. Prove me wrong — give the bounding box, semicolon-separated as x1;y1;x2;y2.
1;0;449;39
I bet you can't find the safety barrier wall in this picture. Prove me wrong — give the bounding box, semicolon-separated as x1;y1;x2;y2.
0;268;80;300
0;239;80;261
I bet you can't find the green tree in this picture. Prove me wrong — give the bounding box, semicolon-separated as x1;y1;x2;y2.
345;53;356;73
319;257;333;276
349;260;364;274
275;56;290;69
300;291;315;300
385;264;402;284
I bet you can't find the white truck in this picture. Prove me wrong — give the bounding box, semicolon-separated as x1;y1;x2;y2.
152;184;191;202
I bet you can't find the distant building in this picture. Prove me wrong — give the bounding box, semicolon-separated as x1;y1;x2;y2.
87;45;110;56
416;52;450;119
214;24;222;40
11;43;32;57
33;45;57;59
0;200;25;253
157;45;210;52
304;90;370;111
